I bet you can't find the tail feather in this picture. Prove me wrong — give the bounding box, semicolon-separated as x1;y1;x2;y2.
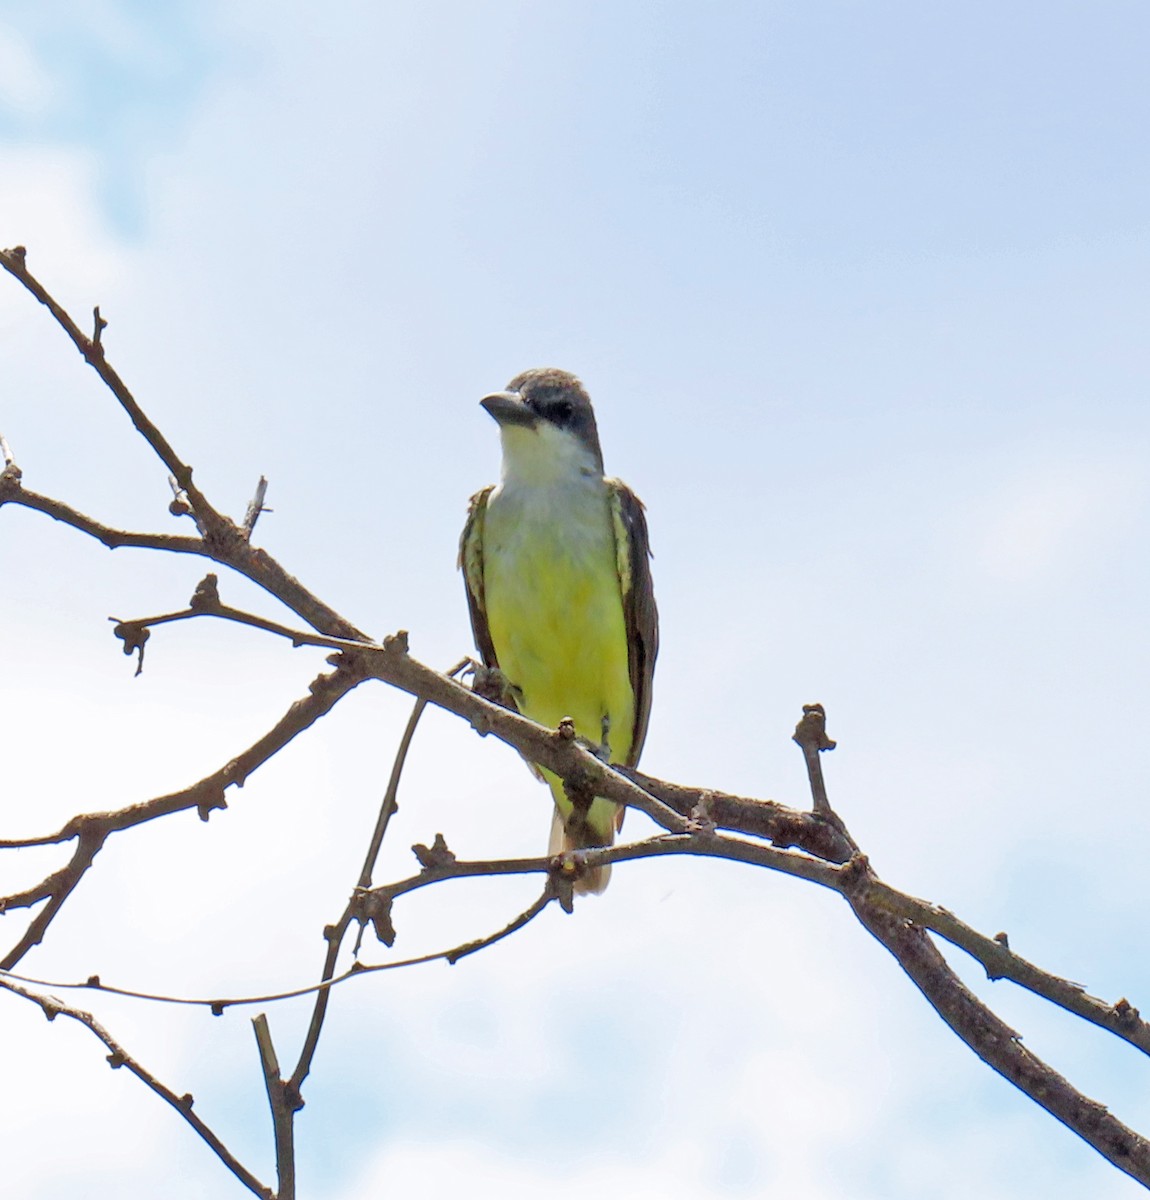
549;808;613;895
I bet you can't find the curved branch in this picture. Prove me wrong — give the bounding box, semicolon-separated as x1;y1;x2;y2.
0;884;558;1011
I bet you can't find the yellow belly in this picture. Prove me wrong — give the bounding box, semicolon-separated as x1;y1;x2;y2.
484;487;634;841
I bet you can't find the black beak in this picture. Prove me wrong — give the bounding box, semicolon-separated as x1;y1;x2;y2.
480;390;538;429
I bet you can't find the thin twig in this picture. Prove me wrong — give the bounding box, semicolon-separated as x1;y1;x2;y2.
793;702;837;816
252;1015;296;1200
0;483;203;553
347;694;429;959
358;695;425;890
444;885;556;963
0;662;367;968
5;475;366;640
356;658;471;893
0;886;559;1010
110;601;361;657
288;661;467;1097
0;976;272;1198
0;246;223;525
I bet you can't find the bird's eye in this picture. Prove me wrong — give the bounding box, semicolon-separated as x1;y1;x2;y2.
549;399;573;421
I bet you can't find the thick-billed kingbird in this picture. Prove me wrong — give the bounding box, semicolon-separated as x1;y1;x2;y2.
460;368;658;894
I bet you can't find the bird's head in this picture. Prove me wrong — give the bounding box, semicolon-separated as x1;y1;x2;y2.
481;368;605;482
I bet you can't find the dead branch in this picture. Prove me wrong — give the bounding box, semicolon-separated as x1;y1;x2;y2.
0;975;273;1199
252;1015;297;1200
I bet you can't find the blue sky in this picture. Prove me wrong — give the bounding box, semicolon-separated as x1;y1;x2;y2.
3;2;1150;1197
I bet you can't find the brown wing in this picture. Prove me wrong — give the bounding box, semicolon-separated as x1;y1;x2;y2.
607;479;659;767
459;485;499;669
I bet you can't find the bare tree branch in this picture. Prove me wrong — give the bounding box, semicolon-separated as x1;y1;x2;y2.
7;807;1150;1055
857;881;1150;1058
1;660;367;968
0;247;224;526
793;701;838;817
0;976;273;1199
253;1015;297;1200
110;591;362;658
285;666;463;1101
849;884;1150;1187
0;831;105;971
0;882;559;1010
0;476;204;554
795;710;1150;1189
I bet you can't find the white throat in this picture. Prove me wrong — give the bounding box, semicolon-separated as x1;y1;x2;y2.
497;421;603;491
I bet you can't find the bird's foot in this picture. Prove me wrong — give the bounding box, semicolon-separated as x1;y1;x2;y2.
469;661;521;708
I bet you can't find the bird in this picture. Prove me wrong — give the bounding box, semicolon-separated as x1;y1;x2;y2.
460;368;658;894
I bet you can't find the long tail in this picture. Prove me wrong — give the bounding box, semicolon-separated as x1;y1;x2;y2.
548;808;613;895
